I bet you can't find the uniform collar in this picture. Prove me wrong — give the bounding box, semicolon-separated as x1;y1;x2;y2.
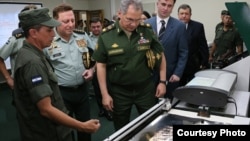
89;32;99;38
23;40;45;58
156;15;169;25
115;21;140;35
53;28;76;42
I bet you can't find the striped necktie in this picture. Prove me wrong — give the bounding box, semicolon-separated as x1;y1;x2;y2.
159;20;166;40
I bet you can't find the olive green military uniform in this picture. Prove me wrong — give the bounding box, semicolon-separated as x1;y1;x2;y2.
214;26;243;60
215;22;223;32
14;41;72;141
0;28;25;75
93;22;164;130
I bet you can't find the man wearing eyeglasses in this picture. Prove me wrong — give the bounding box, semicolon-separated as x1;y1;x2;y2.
93;0;166;131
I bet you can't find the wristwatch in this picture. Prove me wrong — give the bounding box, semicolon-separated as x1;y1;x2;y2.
159;80;168;85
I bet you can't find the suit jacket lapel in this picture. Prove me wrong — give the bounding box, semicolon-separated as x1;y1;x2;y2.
187;20;194;35
186;21;195;45
162;17;174;41
151;17;158;34
151;17;174;41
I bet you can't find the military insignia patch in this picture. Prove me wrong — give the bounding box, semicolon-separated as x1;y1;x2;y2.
139;23;151;28
102;24;115;33
108;25;113;30
51;42;58;48
49;41;65;60
82;47;95;69
31;75;43;85
73;29;85;34
95;44;98;50
48;42;58;55
76;39;87;47
156;53;161;60
138;33;149;44
112;43;119;48
14;33;23;39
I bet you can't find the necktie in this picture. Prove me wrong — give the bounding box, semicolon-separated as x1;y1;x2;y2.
159;20;166;40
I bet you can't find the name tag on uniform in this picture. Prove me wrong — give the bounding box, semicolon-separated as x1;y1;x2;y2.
137;45;150;51
108;48;124;56
50;47;65;60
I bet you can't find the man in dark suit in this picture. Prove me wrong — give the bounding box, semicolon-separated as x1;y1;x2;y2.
177;4;209;86
145;0;188;100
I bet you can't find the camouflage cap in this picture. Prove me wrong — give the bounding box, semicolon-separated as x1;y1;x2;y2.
18;7;61;29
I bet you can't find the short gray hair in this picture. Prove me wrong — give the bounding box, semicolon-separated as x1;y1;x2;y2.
119;0;143;14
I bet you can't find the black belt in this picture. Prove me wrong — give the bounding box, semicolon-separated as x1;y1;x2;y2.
59;84;83;90
110;78;152;91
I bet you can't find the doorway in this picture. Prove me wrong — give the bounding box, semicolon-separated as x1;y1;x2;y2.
74;10;104;33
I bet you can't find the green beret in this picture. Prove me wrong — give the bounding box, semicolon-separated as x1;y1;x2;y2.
18;7;61;29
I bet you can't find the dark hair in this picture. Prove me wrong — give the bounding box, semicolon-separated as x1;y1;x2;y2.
221;10;228;15
23;24;43;38
77;20;83;25
178;4;192;14
89;17;102;24
103;18;111;28
159;0;176;4
221;10;230;16
53;3;73;19
20;4;37;13
142;11;151;19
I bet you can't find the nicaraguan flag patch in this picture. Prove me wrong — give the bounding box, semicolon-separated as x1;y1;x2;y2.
31;75;43;84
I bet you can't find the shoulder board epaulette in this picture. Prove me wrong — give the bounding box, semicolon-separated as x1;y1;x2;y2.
73;29;86;34
12;28;24;39
13;32;24;39
102;24;115;33
139;22;151;28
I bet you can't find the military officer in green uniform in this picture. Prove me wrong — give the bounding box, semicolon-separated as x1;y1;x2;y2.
209;11;243;63
215;10;228;32
93;0;167;131
14;7;100;141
